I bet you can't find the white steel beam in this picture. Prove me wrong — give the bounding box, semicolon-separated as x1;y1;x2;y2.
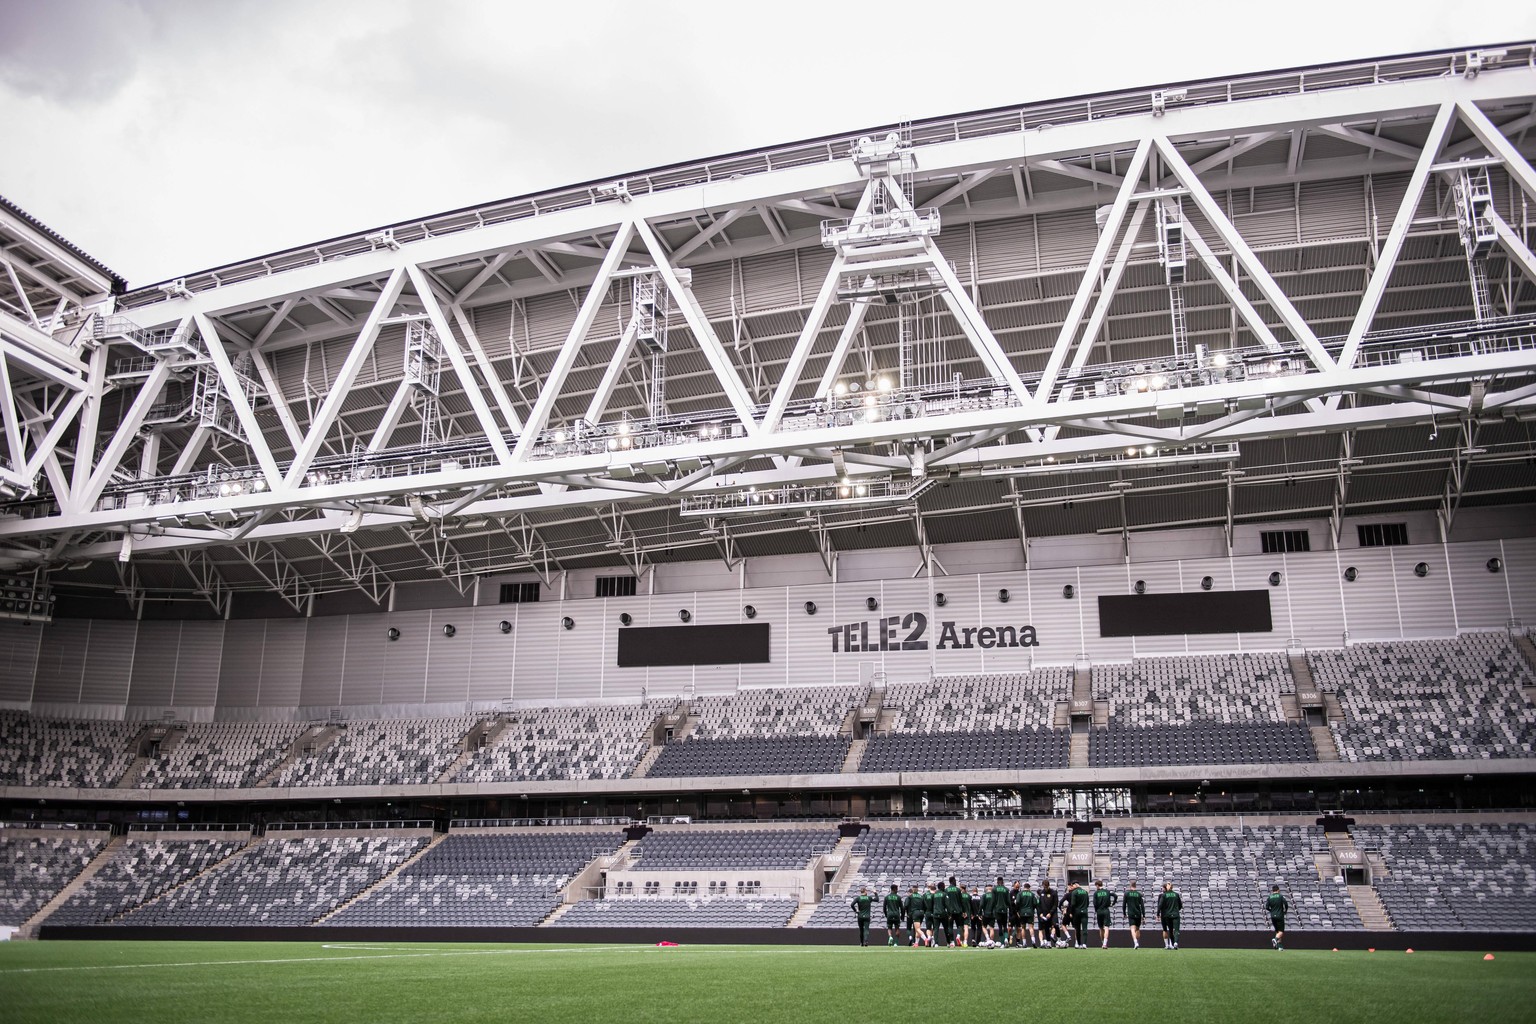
1183;221;1286;352
510;221;636;461
1457;100;1536;202
762;251;844;432
76;360;173;512
582;315;642;426
194;314;283;486
1036;138;1151;402
408;265;513;465
448;302;524;433
368;381;414;452
1335;103;1458;372
1314;123;1423;161
246;347;304;452
283;267;408;487
635;218;761;437
672;209;743;263
1493;213;1536;287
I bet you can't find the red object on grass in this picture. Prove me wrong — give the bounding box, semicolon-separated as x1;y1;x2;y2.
656;941;680;947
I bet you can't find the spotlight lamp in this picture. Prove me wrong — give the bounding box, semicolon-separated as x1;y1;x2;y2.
1200;576;1214;591
1343;567;1358;582
1487;558;1503;574
743;605;757;619
935;592;947;607
678;609;692;623
1268;571;1283;587
1413;562;1429;578
865;597;879;611
561;616;575;631
1133;580;1146;595
997;589;1010;603
499;620;512;634
442;624;456;638
804;601;817;615
386;627;401;641
619;613;633;627
1062;585;1074;600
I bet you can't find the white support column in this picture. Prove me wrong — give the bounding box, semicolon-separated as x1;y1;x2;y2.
408;264;513;465
248;348;304;451
449;302;524;433
510;220;636;461
928;249;1033;404
1154;136;1334;371
1493;212;1536;287
194;314;283;486
77;360;173;511
1183;221;1286;352
20;389;87;482
1457;100;1536;203
813;298;874;399
583;316;641;426
368;381;414;452
762;251;845;432
68;340;112;497
1335;103;1457;372
170;425;210;477
1036;138;1151;401
635;219;761;437
284;267;408;487
0;347;27;472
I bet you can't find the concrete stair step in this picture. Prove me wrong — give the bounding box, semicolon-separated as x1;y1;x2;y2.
787;902;820;928
23;833;125;931
1310;725;1340;761
1068;732;1089;768
312;832;443;924
1346;883;1394;931
841;738;867;773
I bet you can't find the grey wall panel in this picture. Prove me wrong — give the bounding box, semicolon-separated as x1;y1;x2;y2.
737;585;785;690
1337;548;1401;640
1444;540;1512;630
128;621;178;705
976;571;1034;674
1128;527;1227;562
876;576;934;681
511;603;561;701
1281;550;1346;649
299;616;347;707
341;616;387;705
1394;544;1455;637
1079;564;1135;663
32;619;88;703
257;619;306;706
931;577;985;675
933;541;1026;579
172;621;223;706
0;620;41;702
554;599;604;702
1229;556;1289;651
466;604;515;702
379;610;431;704
80;620;136;704
1030;535;1123;570
787;584;838;687
217;620;267;706
1022;567;1083;665
743;554;840;592
1127;561;1187;656
425;608;474;703
600;595;653;698
1499;537;1536;629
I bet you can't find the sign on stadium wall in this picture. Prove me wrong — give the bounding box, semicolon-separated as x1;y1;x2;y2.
827;612;1039;653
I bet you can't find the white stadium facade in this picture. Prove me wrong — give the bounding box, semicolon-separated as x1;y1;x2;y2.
1;43;1535;944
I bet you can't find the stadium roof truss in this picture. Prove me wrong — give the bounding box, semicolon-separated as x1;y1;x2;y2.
3;45;1536;605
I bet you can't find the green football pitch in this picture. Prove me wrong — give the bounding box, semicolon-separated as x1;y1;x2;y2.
2;941;1533;1024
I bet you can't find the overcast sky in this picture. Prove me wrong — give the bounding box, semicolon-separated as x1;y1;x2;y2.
2;0;1533;287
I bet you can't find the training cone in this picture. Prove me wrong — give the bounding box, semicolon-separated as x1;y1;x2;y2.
1331;948;1339;952
1405;949;1414;954
1484;954;1496;961
1368;948;1376;953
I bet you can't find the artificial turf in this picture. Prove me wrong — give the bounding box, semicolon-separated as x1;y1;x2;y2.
1;941;1533;1024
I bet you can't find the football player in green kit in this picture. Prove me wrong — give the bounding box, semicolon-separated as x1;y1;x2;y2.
1122;880;1145;949
904;884;923;946
1014;882;1040;948
1093;879;1118;948
1265;884;1288;950
1158;881;1183;950
945;876;965;947
851;885;875;946
987;876;1011;948
924;881;942;947
1067;880;1091;949
883;883;904;946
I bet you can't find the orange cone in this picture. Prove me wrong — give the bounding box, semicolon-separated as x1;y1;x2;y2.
1368;948;1375;953
1405;949;1414;954
1331;948;1338;952
1484;954;1495;961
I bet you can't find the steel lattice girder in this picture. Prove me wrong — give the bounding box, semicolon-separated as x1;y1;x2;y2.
4;51;1536;580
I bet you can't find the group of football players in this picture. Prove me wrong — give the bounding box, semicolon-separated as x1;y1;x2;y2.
849;877;1186;949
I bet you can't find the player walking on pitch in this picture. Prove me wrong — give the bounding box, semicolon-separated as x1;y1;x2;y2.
1266;884;1288;950
851;885;875;946
1067;880;1091;948
1157;881;1183;950
883;884;904;946
1093;879;1117;948
1015;882;1040;948
1122;881;1145;949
